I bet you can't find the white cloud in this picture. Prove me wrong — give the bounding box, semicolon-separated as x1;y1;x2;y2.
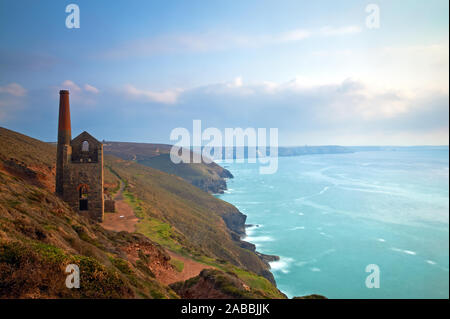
61;80;99;94
234;77;243;87
0;83;27;97
84;84;99;94
62;80;81;92
58;81;100;106
226;76;243;88
277;29;311;42
168;75;448;145
319;25;362;36
123;84;181;104
306;39;449;94
375;41;449;93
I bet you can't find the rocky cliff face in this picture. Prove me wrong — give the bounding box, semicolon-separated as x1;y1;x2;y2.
220;208;247;237
191;176;228;194
219;209;280;285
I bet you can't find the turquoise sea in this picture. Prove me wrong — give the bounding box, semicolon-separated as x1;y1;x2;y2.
216;148;449;299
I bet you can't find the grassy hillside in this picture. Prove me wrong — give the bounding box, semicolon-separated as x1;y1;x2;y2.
104;156;275;283
0;127;286;299
0;128;178;298
0;167;177;298
104;142;233;193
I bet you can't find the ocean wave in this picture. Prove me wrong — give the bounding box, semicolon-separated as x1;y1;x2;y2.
310;267;321;272
269;257;294;274
424;260;449;272
319;231;333;238
245;235;274;243
245;224;262;236
290;226;305;230
391;247;417;255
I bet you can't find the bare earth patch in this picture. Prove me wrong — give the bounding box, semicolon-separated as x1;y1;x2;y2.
157;251;215;285
101;181;138;233
102;201;138;233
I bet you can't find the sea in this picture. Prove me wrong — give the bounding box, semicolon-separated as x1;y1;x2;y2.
216;147;449;299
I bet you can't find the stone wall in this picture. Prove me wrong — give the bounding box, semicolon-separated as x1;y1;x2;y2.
60;132;104;222
104;200;115;213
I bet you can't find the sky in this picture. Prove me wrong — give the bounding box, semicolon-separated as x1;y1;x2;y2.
0;0;448;146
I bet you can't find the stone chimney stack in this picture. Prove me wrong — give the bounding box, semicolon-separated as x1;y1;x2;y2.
56;90;71;196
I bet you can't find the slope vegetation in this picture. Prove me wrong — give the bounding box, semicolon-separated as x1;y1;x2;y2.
0;127;285;299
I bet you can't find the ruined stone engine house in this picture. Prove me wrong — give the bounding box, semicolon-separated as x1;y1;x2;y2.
55;90;113;222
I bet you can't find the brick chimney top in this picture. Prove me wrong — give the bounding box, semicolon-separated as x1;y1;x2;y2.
58;89;71;142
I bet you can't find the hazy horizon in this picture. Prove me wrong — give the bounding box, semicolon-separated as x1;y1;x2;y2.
2;125;448;148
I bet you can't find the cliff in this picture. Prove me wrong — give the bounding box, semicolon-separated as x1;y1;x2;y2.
103;142;233;194
0;127;284;299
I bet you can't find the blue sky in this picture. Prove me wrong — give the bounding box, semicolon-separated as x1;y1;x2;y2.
0;0;448;145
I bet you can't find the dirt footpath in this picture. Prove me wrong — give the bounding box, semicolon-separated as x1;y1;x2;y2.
101;180;138;233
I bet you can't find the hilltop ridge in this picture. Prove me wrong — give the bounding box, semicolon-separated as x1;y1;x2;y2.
104;141;233;194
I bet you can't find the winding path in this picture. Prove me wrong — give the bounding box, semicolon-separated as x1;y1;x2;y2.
101;177;214;284
101;179;139;233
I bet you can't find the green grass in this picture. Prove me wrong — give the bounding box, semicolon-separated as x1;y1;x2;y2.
109;256;133;275
169;258;184;272
136;217;183;252
31;241;68;263
119;182;191;254
179;255;285;299
121;183;185;252
123;190;145;219
231;267;284;298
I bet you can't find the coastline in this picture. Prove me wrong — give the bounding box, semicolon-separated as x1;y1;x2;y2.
214;190;281;286
243;224;280;264
215;164;329;300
